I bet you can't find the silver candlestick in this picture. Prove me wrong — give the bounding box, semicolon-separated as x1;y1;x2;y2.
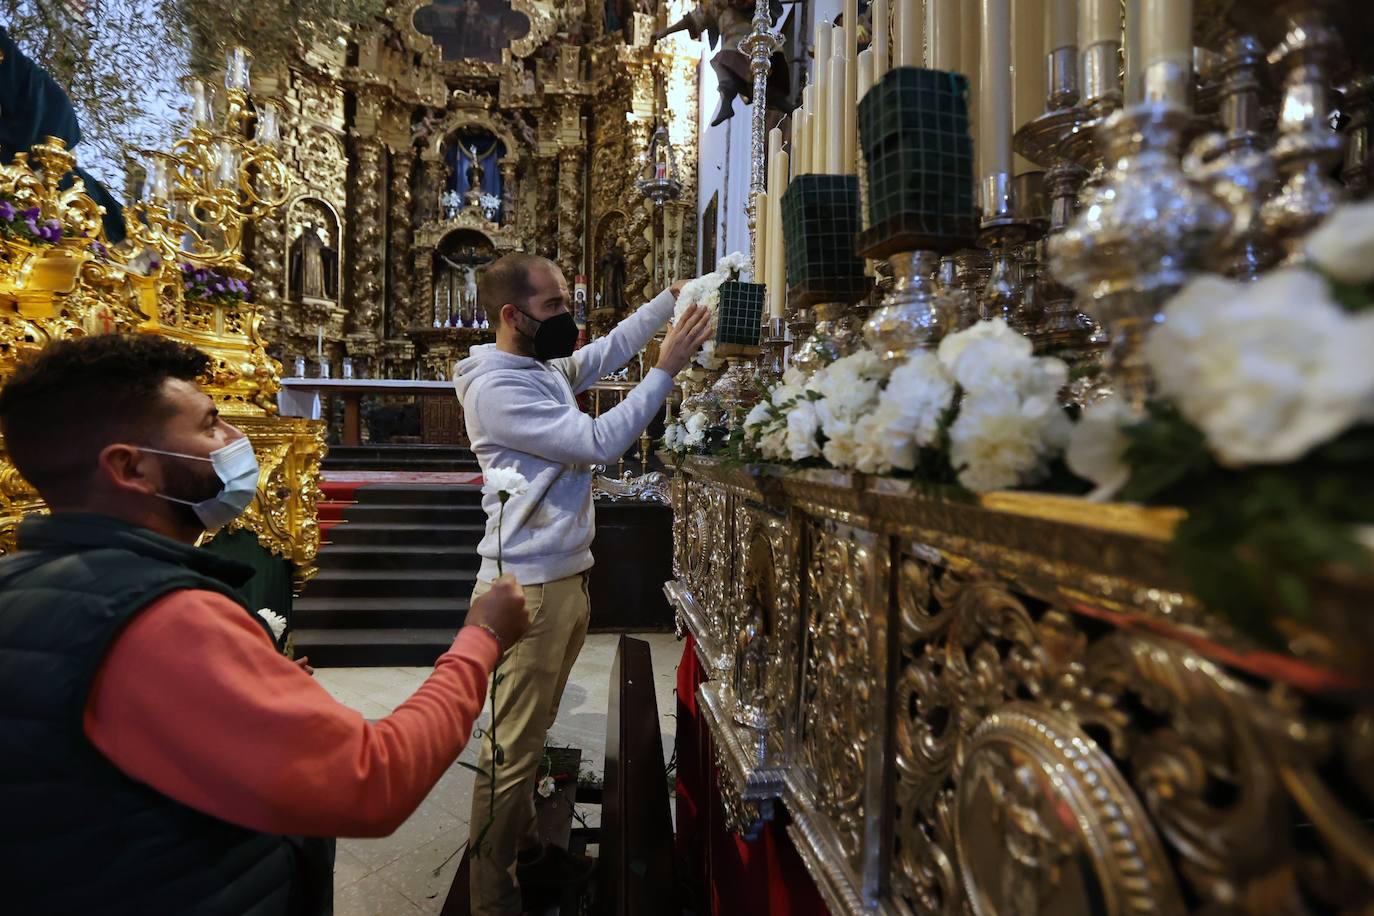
862;250;955;360
1258;3;1346;261
1050;103;1231;411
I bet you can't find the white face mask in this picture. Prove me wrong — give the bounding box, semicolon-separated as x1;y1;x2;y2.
141;437;260;530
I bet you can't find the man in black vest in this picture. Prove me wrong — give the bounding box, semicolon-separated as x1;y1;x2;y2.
0;334;529;915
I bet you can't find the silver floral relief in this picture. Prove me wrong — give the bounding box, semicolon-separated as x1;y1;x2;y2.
798;517;883;876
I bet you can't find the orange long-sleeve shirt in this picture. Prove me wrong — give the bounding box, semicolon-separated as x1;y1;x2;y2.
82;588;497;838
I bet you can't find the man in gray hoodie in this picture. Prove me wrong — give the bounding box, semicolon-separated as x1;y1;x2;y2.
453;252;711;914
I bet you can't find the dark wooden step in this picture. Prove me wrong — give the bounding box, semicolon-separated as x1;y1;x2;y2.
292;627;459;667
315;544;480;572
324;523;485;547
293;596;469;629
342;503;488;525
352;484;485;506
306;568;477;599
321;458;482;471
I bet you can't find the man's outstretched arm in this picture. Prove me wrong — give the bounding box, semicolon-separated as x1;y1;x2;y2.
560;284;683;394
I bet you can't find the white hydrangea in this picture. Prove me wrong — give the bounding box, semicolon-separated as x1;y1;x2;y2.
1305;200;1374;284
743;401;772;430
1145;268;1374;466
662;422;686;451
940;318;1066;400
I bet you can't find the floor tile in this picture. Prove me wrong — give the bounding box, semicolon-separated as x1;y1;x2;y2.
374;826;468;914
333;872;423;916
341;797;464;873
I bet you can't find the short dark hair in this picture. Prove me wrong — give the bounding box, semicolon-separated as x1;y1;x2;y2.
0;334;210;505
478;252;554;327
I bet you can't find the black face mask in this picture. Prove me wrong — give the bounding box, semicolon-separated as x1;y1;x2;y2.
516;307;579;361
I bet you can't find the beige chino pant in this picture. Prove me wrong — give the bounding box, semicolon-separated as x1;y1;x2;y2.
467;572;591;916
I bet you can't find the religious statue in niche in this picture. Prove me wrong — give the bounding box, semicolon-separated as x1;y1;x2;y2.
446;129;505;222
654;0;789;126
596;245;627;314
289;219;339;302
412;0;531;63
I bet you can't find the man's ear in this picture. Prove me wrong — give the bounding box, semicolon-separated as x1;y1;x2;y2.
99;443;158;497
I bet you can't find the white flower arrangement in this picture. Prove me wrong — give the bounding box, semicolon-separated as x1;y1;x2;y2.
1306;199;1374;284
672;251;751;369
742;321;1070;492
662;409;712;455
1141;267;1374;467
479;193;501;212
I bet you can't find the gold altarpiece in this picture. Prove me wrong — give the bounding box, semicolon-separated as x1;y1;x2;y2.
245;1;699;382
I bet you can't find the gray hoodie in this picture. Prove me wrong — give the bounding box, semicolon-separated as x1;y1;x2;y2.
452;288;677;585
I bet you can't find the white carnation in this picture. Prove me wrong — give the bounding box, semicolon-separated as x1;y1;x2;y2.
937;318;1030;372
257;609;287;641
1146;268;1374;466
849;412;891;474
949;389;1068;492
1066;395;1132;501
663;423;686;451
482;466;529;499
871;352;957;470
744;401;772;430
785;400;822;460
1305;200;1374;284
683;410;710;447
716;250;751;277
537;776;556;798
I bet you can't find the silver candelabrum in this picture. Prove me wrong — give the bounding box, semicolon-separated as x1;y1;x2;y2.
1050;103;1231;411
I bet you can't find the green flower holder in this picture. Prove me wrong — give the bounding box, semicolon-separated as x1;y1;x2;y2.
780;174;872;309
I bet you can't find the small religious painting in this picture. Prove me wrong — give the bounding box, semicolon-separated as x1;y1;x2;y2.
413;0;531;63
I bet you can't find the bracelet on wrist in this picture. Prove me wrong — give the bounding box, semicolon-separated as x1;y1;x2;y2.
472;622;505;651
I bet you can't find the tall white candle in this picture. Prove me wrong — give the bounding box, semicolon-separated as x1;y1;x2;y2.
828;55;847;173
795;110;810;175
1080;0;1117;49
1141;0;1190;102
873;0;890;78
1013;0;1046;173
802;85;817;176
316;326;323;361
1047;0;1075;53
962;0;980;180
767;151;789;318
755;189;769;283
926;0;959;69
814;25;832;173
856;49;873;176
980;0;1012;187
897;0;922;67
1124;0;1142;104
844;0;859;174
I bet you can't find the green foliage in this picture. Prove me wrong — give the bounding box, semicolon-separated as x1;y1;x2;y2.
3;0;381;189
1117;401;1374;644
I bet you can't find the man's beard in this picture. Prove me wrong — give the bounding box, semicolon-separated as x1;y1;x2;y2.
159;455;222;529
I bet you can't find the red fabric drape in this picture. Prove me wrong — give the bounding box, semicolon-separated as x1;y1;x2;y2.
675;635;830;916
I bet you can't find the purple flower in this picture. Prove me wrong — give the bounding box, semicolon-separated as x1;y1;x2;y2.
24;218;40;236
213;282;225;293
20;207;39;221
184;281;194;290
181;263;193;273
0;201;14;221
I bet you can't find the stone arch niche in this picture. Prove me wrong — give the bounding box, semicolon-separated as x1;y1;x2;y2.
395;0;564;67
591;209;628;329
430;229;496;328
286;196;343;306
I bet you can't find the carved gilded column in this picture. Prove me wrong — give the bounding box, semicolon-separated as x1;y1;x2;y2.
347;134;386;341
250;212;288;344
500;159;518;229
624;125;652;304
535;155;559;259
418;155;447;224
389;148;415;335
557;146;585;278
